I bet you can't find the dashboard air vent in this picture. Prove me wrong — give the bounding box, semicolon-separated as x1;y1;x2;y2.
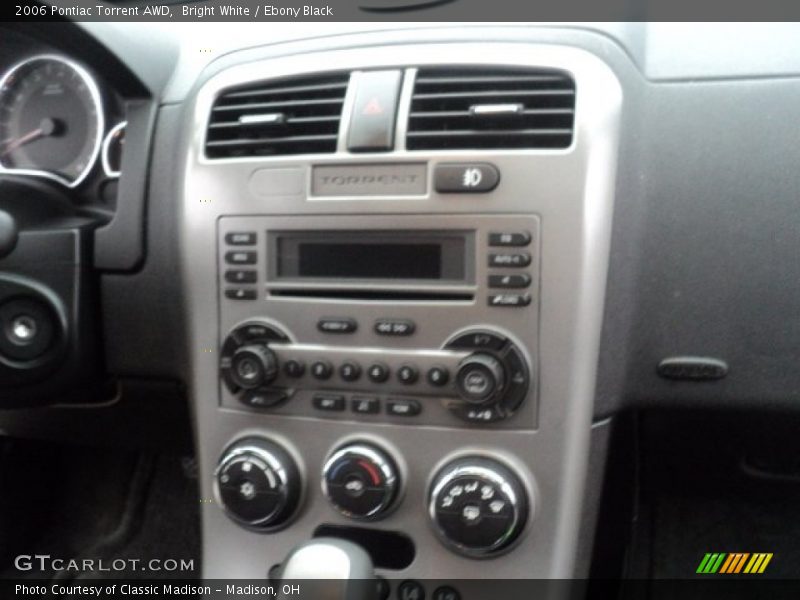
205;73;350;158
406;67;575;151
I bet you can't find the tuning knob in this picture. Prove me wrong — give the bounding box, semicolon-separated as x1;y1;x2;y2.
229;344;278;390
322;443;400;520
428;456;528;557
215;437;301;530
455;353;506;406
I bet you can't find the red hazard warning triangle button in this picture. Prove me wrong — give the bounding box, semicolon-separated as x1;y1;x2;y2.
348;70;402;152
362;97;384;115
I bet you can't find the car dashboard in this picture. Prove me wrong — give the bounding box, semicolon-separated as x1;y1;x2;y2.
2;20;800;593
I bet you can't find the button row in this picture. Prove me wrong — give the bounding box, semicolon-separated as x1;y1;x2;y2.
487;231;532;308
224;233;258;301
313;393;421;417
316;317;416;337
289;360;450;387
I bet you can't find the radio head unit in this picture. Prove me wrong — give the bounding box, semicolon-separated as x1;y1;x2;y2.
218;213;539;430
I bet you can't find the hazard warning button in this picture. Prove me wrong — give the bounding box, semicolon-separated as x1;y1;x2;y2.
347;70;403;152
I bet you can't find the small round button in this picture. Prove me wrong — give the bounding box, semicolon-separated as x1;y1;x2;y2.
311;360;333;380
283;359;305;378
432;586;460;600
339;361;362;382
427;366;450;387
397;364;419;385
367;363;390;383
397;581;425;600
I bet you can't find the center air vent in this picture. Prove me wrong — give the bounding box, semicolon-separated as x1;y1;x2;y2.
406;67;575;151
205;73;350;158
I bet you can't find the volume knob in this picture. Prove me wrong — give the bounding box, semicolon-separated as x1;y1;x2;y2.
230;344;278;390
455;353;505;405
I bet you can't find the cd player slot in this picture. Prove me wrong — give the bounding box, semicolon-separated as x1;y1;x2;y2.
268;289;475;302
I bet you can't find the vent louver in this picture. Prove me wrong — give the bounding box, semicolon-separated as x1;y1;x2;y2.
205;72;349;158
406;67;575;151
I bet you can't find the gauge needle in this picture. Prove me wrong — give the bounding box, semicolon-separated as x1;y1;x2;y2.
0;118;59;157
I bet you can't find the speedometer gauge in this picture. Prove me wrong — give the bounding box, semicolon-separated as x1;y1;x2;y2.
0;55;104;188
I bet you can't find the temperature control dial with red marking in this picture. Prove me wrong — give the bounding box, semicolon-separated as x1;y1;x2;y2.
322;443;400;520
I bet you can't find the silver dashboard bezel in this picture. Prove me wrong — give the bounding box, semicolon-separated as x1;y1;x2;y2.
101;120;126;178
180;41;622;582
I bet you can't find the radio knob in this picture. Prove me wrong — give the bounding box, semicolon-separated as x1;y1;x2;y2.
215;437;301;530
428;456;528;557
455;353;505;405
322;443;400;520
230;344;278;390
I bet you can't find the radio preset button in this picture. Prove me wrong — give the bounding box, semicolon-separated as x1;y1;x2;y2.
427;366;450;387
374;319;415;336
313;393;346;411
225;251;257;265
387;399;421;417
488;294;531;307
352;396;380;414
397;365;419;385
318;318;357;334
225;269;257;284
488;274;531;289
434;162;500;193
225;232;257;246
283;359;305;378
367;363;390;383
225;288;257;301
311;360;334;380
339;361;362;382
488;253;531;268
488;232;531;247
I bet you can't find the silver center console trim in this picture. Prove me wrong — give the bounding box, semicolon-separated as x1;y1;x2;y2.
179;41;622;581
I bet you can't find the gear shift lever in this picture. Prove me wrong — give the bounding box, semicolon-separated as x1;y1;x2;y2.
276;538;376;600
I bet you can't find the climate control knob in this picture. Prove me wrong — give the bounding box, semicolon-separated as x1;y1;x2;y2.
322;443;400;520
215;437;301;530
428;456;528;557
229;344;278;390
455;353;506;405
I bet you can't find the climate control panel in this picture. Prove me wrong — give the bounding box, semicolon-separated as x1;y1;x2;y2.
220;322;532;426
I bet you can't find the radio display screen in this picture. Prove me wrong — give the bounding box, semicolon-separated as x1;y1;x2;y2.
298;242;443;279
272;230;471;283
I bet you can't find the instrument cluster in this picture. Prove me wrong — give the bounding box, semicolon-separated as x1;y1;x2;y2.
0;53;126;191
